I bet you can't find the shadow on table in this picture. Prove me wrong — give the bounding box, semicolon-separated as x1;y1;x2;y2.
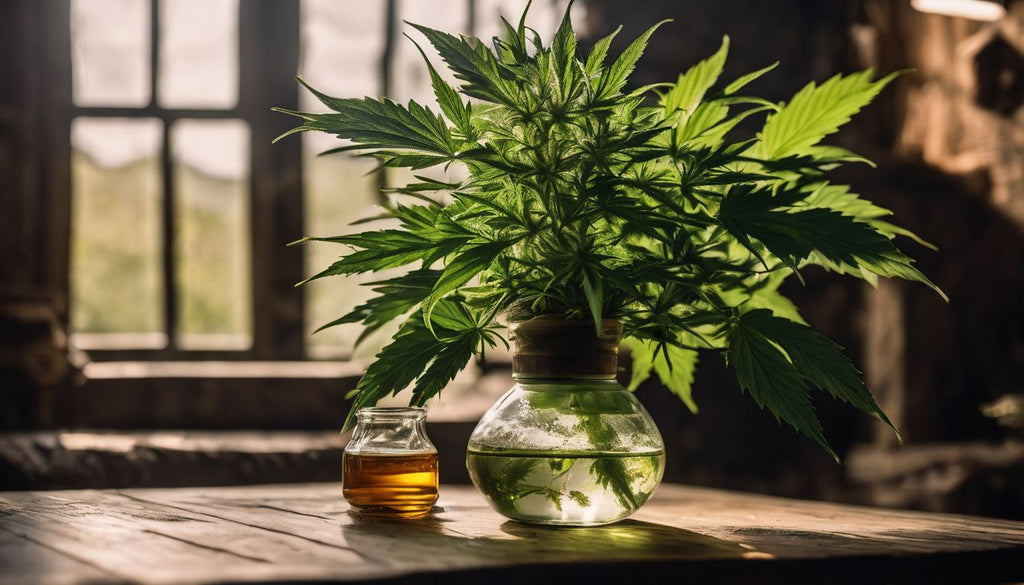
340;510;758;569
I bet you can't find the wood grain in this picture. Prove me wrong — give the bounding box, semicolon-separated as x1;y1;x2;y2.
1;483;1022;584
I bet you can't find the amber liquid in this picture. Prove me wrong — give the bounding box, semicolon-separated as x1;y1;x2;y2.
342;452;439;517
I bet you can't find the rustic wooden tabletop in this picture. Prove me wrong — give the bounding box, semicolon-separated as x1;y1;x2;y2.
2;483;1023;584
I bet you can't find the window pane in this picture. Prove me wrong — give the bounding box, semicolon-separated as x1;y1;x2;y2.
70;118;164;346
158;0;239;109
300;0;388;358
302;157;382;358
171;119;252;350
474;1;570;45
392;0;468;105
71;0;151;107
300;0;385;102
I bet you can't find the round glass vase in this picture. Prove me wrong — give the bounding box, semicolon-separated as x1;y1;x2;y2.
343;407;438;518
466;317;665;526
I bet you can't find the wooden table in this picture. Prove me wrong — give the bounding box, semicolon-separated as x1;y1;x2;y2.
2;483;1024;584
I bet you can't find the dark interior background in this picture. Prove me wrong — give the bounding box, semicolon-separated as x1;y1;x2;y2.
2;0;1022;520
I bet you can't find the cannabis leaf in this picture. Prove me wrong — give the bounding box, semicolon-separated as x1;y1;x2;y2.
752;70;899;159
624;338;699;413
408;23;517;107
343;302;493;430
740;310;900;439
663;36;729;117
318;268;441;348
593;20;670;103
727;310;838;461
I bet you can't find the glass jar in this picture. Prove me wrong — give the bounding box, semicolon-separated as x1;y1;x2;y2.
342;407;438;518
467;317;665;526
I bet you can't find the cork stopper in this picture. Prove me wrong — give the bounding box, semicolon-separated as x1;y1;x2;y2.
511;316;622;379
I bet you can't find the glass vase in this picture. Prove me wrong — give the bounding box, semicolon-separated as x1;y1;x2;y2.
467;317;665;526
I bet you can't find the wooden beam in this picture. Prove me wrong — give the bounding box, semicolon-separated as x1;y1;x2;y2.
0;0;73;429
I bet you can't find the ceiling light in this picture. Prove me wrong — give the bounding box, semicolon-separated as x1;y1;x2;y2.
911;0;1007;21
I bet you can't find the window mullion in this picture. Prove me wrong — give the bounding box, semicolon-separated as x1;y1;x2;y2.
375;0;398;201
152;0;180;353
238;0;304;360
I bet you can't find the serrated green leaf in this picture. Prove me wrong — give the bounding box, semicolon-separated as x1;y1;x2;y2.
316;268;441;347
581;272;603;336
584;26;620;76
676;102;772;149
738;309;900;441
623;337;655;392
281;85;458;157
343;311;447;431
423;241;511;329
409;330;478;406
590;457;639;510
343;303;481;430
408;37;475;140
716;186;937;293
623;337;699;412
551;0;577;82
728;311;838;461
594;20;670;102
301;230;467;280
723;62;779;95
748;288;805;324
656;341;700;412
802;183;936;250
858;250;947;301
409;23;516;106
754;70;900;159
663;36;729;116
568;490;590;507
803;145;876;167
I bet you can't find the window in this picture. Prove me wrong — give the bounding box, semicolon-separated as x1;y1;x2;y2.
68;0;572;365
68;0;303;361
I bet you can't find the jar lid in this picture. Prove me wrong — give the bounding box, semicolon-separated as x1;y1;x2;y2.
355;407;427;421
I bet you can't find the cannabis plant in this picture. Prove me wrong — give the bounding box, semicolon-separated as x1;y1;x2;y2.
276;4;943;459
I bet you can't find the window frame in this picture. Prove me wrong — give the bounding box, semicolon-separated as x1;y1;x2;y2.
67;0;306;362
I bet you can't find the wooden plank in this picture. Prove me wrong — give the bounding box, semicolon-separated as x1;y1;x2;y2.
82;361;366;379
0;490;340;584
1;483;1023;584
0;524;114;585
639;484;1024;556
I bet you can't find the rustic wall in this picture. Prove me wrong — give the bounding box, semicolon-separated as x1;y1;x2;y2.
856;0;1024;444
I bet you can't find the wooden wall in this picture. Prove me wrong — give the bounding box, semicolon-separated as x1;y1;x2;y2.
0;0;73;429
857;0;1024;444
